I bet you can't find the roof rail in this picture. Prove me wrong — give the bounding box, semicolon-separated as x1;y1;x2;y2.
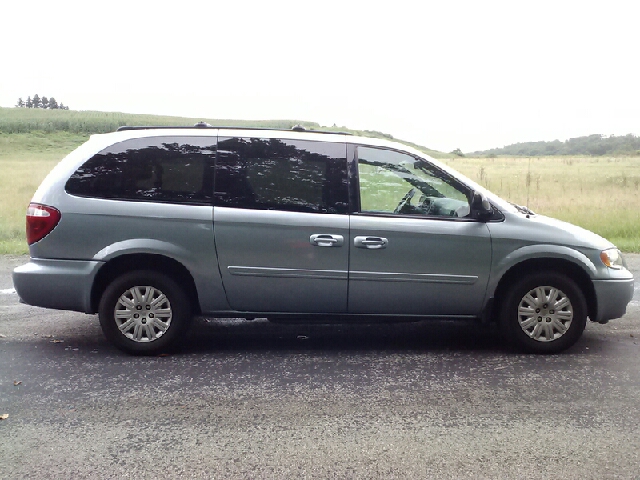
117;122;215;132
116;123;352;135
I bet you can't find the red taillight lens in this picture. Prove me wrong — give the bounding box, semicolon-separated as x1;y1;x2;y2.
26;203;61;245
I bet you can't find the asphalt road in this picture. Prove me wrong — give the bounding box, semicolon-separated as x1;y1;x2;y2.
1;254;639;479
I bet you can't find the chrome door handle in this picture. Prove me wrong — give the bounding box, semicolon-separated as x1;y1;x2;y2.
310;234;344;247
354;236;388;249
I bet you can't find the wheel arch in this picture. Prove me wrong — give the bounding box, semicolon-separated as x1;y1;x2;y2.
90;253;201;315
490;258;597;322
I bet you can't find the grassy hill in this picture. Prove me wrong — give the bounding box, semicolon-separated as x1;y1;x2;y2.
0;107;446;158
0;107;319;135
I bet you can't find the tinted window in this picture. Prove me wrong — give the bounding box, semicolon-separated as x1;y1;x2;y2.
357;146;471;217
65;137;215;205
215;138;348;214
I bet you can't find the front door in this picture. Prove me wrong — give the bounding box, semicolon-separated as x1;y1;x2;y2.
348;146;492;316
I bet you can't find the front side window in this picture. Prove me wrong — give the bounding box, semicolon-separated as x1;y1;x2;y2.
65;137;215;205
357;146;471;218
215;138;348;214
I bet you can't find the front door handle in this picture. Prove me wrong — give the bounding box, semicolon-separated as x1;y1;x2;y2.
354;236;388;249
310;234;344;247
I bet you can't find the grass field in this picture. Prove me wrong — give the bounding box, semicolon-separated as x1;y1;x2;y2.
0;132;89;253
0;107;320;135
444;156;640;253
1;107;638;254
0;107;445;157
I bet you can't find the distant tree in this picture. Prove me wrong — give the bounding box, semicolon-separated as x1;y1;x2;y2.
451;148;465;157
471;133;640;157
15;94;69;109
588;145;607;156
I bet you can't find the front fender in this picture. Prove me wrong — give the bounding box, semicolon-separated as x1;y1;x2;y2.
487;244;599;298
495;244;598;278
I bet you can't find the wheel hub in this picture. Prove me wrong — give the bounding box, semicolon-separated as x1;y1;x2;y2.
517;285;573;342
114;286;172;343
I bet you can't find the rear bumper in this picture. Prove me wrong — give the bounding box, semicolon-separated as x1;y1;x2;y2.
592;277;635;323
13;258;103;313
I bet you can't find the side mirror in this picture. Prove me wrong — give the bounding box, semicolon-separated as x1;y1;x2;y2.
470;191;492;220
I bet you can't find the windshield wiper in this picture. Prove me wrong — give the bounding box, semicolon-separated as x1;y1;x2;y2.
510;202;535;215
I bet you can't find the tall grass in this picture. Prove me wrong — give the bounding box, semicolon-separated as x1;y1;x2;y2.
0;132;87;253
444;156;640;252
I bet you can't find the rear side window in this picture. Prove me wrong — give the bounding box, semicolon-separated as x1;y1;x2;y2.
215;137;348;214
65;137;215;205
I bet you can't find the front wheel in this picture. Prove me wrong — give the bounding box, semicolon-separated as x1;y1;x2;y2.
500;273;587;354
98;270;192;355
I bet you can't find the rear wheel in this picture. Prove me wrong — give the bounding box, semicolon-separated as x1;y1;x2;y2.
500;272;587;353
98;270;192;355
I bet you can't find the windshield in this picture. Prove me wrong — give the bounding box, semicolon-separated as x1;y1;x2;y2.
408;150;521;215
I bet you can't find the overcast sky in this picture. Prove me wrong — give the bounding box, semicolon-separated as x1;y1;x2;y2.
1;0;639;152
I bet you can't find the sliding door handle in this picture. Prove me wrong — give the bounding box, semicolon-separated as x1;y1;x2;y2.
310;234;344;247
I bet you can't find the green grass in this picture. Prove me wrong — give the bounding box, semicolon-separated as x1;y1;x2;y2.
0;106;321;135
0;107;446;158
0;132;87;253
443;156;640;253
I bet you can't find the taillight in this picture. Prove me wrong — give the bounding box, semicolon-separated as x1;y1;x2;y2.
26;203;61;245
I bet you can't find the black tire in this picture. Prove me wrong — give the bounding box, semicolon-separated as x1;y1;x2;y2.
98;270;193;355
499;272;587;354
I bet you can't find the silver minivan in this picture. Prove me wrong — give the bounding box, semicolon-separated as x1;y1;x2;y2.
13;126;635;354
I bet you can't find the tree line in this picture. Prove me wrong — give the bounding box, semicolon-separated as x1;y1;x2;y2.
15;94;69;110
471;134;640;157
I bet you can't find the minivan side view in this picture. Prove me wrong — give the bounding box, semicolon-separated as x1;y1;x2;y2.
13;125;635;354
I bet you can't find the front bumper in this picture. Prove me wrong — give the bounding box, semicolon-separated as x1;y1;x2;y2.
13;258;103;313
592;277;635;323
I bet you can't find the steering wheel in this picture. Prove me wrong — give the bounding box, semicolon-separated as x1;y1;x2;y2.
394;188;417;214
420;196;435;215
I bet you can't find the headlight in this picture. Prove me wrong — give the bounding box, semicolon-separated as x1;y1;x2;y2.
600;248;624;269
